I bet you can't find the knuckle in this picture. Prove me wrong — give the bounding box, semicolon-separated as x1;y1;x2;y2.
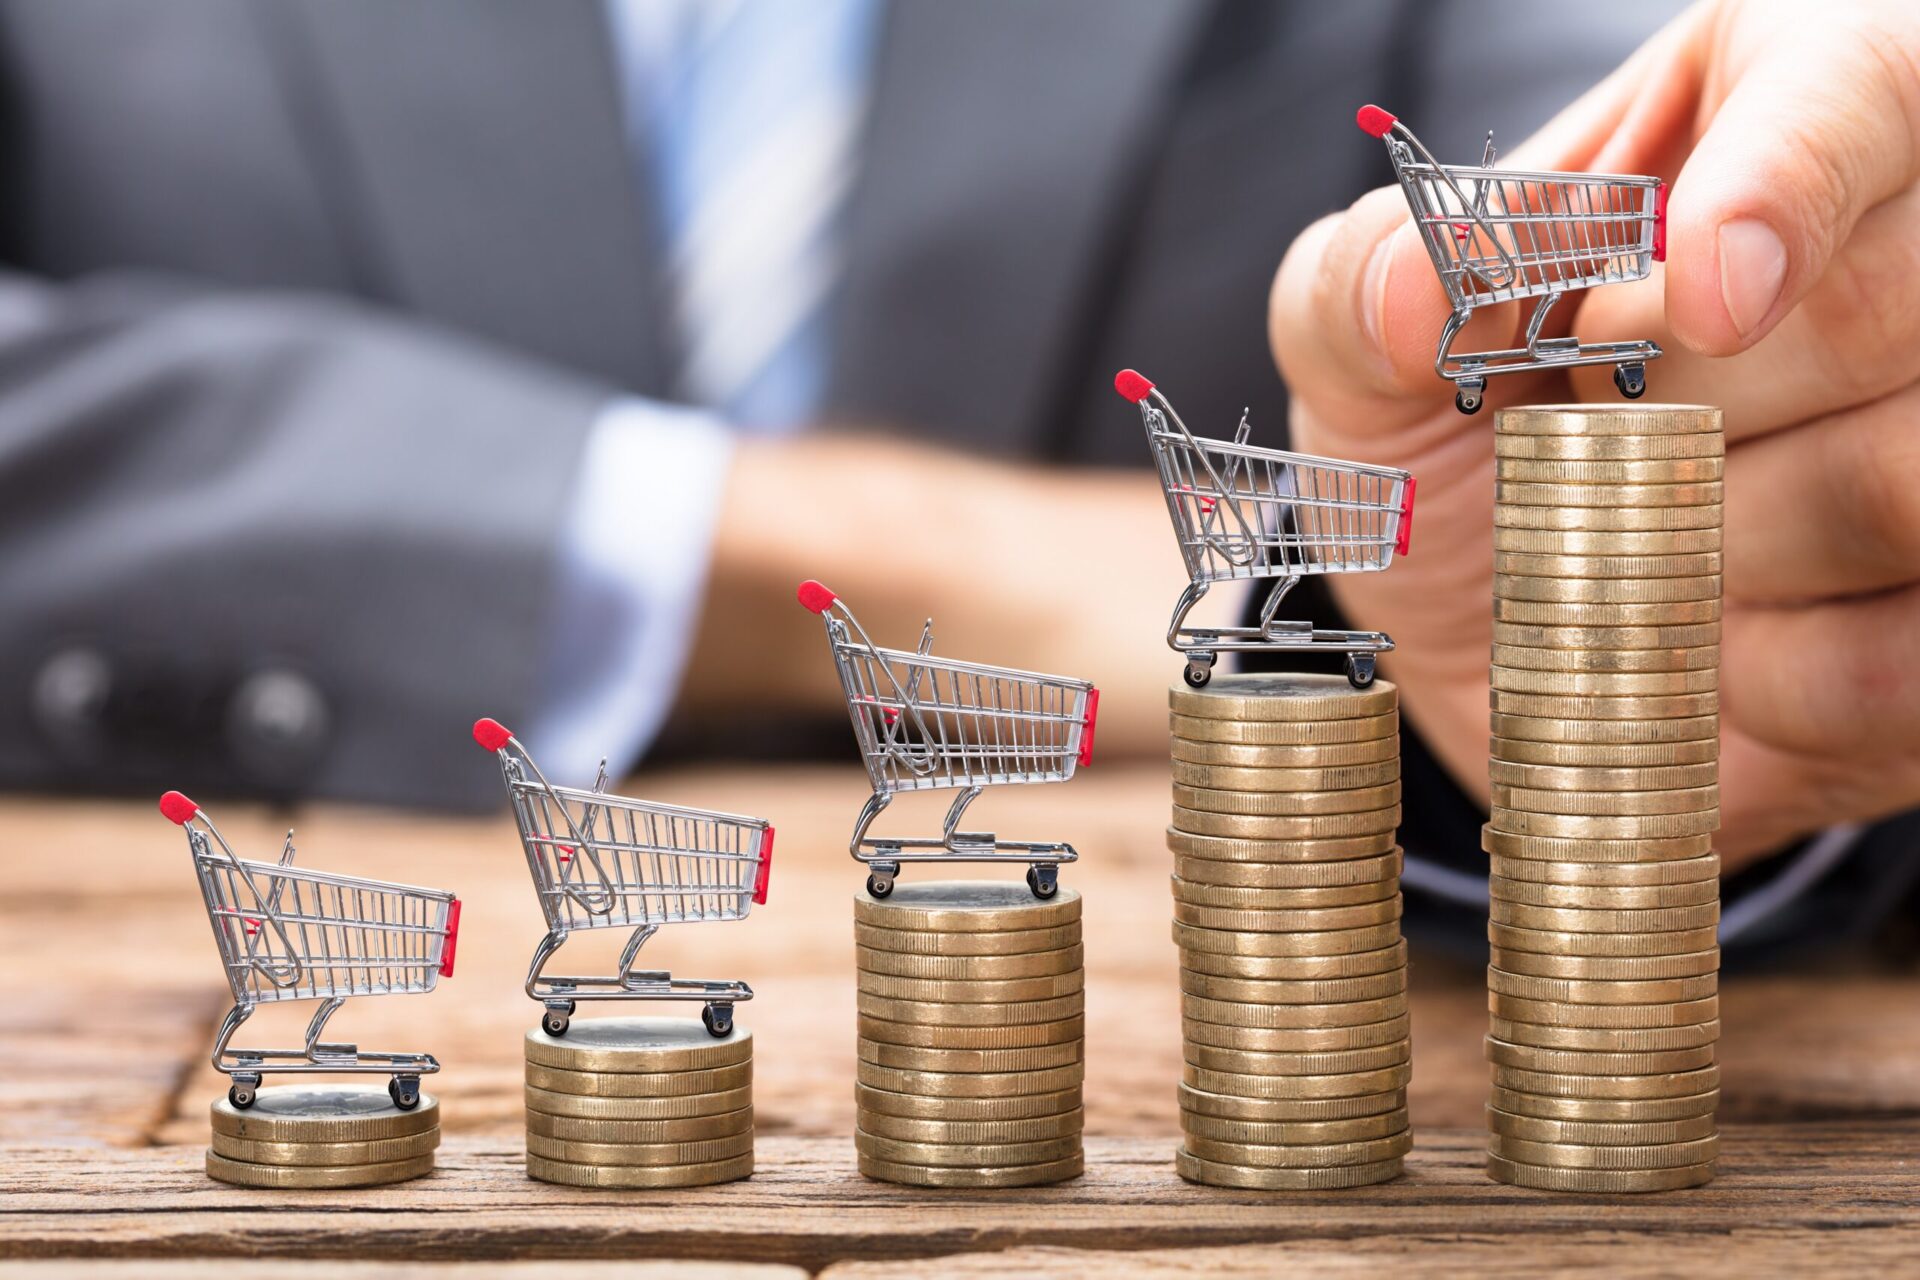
1840;404;1920;569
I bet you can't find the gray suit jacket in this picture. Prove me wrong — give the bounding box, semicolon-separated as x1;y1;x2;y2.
0;0;1675;807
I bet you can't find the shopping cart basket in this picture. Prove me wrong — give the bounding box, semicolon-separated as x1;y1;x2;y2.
1115;369;1414;690
1358;104;1666;414
473;719;772;1038
797;580;1098;900
160;791;459;1110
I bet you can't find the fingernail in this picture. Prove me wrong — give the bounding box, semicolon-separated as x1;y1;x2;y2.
1718;218;1787;339
1358;229;1396;377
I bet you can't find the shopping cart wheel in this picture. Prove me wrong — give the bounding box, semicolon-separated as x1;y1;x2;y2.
388;1075;422;1111
1614;363;1648;399
542;1001;575;1037
1344;652;1377;688
702;1003;734;1038
1183;655;1216;688
1454;379;1486;415
227;1074;261;1110
1026;864;1060;899
866;872;896;898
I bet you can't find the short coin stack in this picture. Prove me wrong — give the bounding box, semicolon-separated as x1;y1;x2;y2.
1486;403;1723;1193
854;881;1085;1187
1168;673;1412;1189
524;1017;754;1187
207;1085;440;1188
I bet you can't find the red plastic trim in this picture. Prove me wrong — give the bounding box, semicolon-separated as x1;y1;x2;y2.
1078;688;1100;767
753;826;775;905
1395;476;1417;557
472;718;513;751
439;899;462;977
1652;181;1669;263
797;580;837;614
159;791;199;825
1113;369;1155;402
1357;105;1397;138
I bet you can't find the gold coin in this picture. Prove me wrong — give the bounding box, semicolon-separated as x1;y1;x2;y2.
1494;573;1719;605
855;943;1083;980
857;970;1084;1003
1486;1152;1714;1192
1179;1060;1412;1097
209;1086;439;1143
1174;852;1404;890
1180;968;1406;1005
854;1083;1081;1122
1170;735;1399;767
1494;457;1724;485
527;1151;753;1188
524;1106;753;1144
1493;598;1721;626
1497;480;1723;509
1491;643;1719;674
853;881;1081;932
1182;1014;1411;1053
1494;431;1724;459
1490;899;1720;933
856;1015;1085;1050
1493;553;1722;585
854;922;1080;956
1489;993;1719;1028
1484;1036;1717;1074
1184;1129;1411;1169
855;991;1083;1026
1170;759;1400;792
1494;620;1722;650
1487;967;1716;1004
1181;1107;1410;1145
1490;877;1717;910
854;1060;1084;1098
524;1130;754;1166
853;1129;1081;1167
1167;828;1399;863
1178;1083;1408;1123
855;1038;1082;1074
858;1108;1083;1144
1490;853;1720;887
208;1129;440;1167
1489;713;1718;745
1488;1017;1720;1053
525;1061;751;1098
1174;920;1402;958
1488;761;1718;793
1497;504;1723;533
1172;874;1398;910
1180;940;1408;980
1168;674;1398;721
1482;827;1716;863
1491;784;1719;819
1489;1085;1718;1123
1176;1148;1403;1189
1488;923;1719;957
1169;712;1398;745
1184;1037;1411;1078
1491;667;1718;697
1495;405;1724;437
1490;946;1719;981
1487;1106;1718;1145
1172;896;1402;933
858;1152;1082;1187
1171;781;1402;817
1489;1064;1720;1098
1487;811;1719;841
1490;737;1719;768
1183;992;1407;1029
524;1019;751;1073
1490;1132;1719;1171
524;1084;753;1121
1488;690;1720;720
204;1150;434;1189
1171;806;1401;841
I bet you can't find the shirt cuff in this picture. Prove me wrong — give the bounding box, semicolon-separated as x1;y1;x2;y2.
527;397;733;784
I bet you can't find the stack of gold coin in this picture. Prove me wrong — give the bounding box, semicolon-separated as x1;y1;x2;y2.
206;1084;440;1188
523;1017;754;1187
1486;403;1724;1193
1167;673;1411;1190
854;881;1085;1187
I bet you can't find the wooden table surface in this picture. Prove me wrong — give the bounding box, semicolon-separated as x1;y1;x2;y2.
4;762;1919;1276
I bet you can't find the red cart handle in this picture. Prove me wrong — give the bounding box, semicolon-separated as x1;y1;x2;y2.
797;580;838;614
473;717;513;751
159;791;200;825
1078;688;1100;767
1395;476;1417;557
439;898;462;977
753;826;775;905
1652;182;1669;264
1356;104;1397;137
1114;369;1155;402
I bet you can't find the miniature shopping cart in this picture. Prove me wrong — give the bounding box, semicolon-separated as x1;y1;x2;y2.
798;580;1098;900
473;719;772;1038
1358;104;1667;414
160;791;459;1110
1115;370;1413;690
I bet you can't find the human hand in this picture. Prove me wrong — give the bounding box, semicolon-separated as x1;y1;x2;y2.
1268;0;1920;868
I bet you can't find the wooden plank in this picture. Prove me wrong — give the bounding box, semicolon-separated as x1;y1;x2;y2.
3;1129;1919;1269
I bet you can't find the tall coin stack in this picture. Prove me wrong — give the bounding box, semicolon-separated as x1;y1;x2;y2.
1168;673;1412;1189
1486;403;1723;1193
207;1085;440;1188
524;1017;755;1187
855;882;1085;1187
